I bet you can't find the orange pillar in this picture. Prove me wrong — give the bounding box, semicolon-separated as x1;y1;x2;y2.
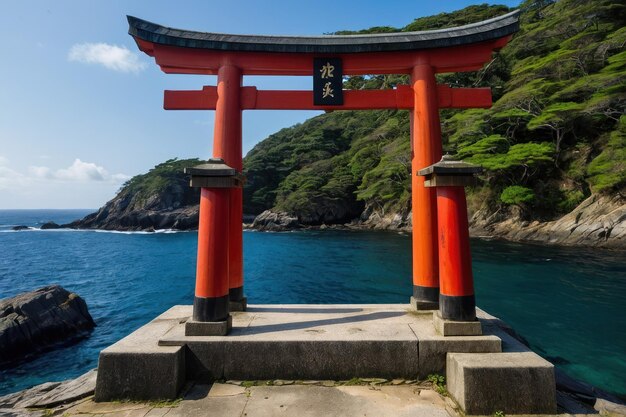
410;64;442;309
212;65;246;309
437;186;476;321
193;187;230;321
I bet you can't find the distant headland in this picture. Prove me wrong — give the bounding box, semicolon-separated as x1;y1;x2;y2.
53;156;623;249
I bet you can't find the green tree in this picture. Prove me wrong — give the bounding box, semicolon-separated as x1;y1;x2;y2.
500;185;535;205
527;102;584;157
587;115;626;192
240;0;626;225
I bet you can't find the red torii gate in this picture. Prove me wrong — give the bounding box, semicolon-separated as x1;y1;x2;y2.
128;11;519;334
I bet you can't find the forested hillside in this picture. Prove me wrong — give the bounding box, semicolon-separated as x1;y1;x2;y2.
72;0;625;245
243;0;625;227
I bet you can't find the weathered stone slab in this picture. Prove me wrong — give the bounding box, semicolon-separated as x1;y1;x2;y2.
409;316;501;378
162;383;450;417
64;396;150;415
17;369;96;408
243;385;449;417
0;408;40;417
94;307;186;401
222;339;418;381
446;352;557;415
0;382;61;409
409;296;438;312
95;304;519;400
162;305;421;381
207;383;246;397
185;315;232;336
433;312;482;336
95;347;185;401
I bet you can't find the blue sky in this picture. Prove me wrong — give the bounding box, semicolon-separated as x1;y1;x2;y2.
0;0;520;209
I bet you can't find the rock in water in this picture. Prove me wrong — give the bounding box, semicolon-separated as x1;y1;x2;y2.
251;210;301;231
0;286;95;367
40;222;61;230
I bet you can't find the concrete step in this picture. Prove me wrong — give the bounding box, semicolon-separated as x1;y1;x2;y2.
446;351;557;415
159;305;501;380
94;304;503;401
94;312;186;401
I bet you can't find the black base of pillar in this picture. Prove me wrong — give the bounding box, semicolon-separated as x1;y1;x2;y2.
412;285;439;310
229;286;247;311
229;286;245;302
193;295;229;322
439;293;476;322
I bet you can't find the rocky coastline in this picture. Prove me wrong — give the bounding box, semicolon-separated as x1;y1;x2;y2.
20;154;620;248
249;193;626;249
470;194;625;249
63;206;199;232
41;190;624;249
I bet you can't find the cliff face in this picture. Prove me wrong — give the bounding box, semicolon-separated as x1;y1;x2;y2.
67;159;201;231
470;194;626;248
251;193;626;248
356;192;626;249
68;189;199;231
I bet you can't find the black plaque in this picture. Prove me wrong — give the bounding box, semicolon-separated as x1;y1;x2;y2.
313;58;343;106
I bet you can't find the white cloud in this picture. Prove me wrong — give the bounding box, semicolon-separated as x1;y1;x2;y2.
29;159;130;183
0;157;25;190
28;166;53;179
0;157;130;203
1;160;131;208
0;166;21;179
56;159;107;181
0;166;27;190
68;43;147;73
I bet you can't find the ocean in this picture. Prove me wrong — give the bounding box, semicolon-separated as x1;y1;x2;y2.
0;209;625;398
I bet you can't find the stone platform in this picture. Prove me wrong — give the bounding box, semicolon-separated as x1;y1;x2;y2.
94;304;557;414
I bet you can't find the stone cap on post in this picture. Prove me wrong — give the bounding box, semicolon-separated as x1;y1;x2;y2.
418;154;482;187
184;158;244;188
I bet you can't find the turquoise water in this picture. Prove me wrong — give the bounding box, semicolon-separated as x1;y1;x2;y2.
0;209;624;397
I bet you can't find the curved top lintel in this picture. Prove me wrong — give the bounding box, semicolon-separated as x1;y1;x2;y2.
128;10;519;55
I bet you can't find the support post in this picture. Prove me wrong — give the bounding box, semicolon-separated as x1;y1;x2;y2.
212;65;247;311
436;186;476;321
418;156;482;325
185;159;244;336
410;64;442;310
193;187;231;323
